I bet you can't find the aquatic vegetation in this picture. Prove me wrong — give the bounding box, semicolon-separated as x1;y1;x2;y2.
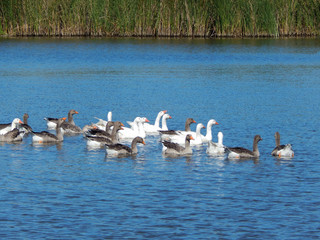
0;0;320;37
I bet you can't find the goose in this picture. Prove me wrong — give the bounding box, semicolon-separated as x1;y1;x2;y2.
162;134;194;156
201;119;219;143
0;128;25;142
206;132;225;156
85;121;123;148
167;123;205;146
44;109;78;130
143;110;167;134
0;118;23;135
106;136;145;156
118;117;149;139
160;113;172;131
85;121;115;138
271;132;294;158
85;121;123;147
32;117;66;143
94;111;112;130
159;118;196;140
226;135;262;159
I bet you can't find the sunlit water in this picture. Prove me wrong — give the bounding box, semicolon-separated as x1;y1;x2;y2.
0;37;320;239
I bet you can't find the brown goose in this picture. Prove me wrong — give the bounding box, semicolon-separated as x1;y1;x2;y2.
162;134;194;155
271;132;294;157
226;135;262;159
32;118;66;143
44;110;78;129
85;121;118;139
106;137;145;156
85;121;124;148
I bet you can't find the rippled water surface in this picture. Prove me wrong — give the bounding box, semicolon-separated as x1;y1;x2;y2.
0;37;320;239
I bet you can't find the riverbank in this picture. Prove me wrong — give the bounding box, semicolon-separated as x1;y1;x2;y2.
1;0;320;38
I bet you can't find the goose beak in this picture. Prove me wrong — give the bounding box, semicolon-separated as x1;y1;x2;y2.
120;122;124;126
145;118;150;123
169;115;172;119
62;117;67;120
190;136;195;140
193;120;196;123
163;110;167;113
215;122;219;125
142;141;146;145
19;120;23;124
75;111;79;114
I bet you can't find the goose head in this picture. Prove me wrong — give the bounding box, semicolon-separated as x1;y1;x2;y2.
163;114;172;120
11;118;23;129
207;119;219;127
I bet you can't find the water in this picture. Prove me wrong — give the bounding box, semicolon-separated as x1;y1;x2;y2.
0;37;320;239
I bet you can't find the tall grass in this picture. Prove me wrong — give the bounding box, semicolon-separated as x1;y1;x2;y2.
1;0;319;37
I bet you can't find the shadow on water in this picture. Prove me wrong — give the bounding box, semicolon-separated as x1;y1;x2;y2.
31;142;63;151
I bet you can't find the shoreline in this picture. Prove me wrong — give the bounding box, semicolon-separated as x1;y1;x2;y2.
1;33;319;39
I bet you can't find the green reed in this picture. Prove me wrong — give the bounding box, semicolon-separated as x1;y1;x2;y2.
1;0;319;37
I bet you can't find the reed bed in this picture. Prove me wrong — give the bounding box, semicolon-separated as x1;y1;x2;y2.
1;0;320;37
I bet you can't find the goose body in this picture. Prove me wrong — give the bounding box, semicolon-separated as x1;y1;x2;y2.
271;132;294;158
162;134;194;156
86;136;113;148
32;118;66;143
106;136;145;156
207;132;225;156
226;135;262;159
61;122;82;134
0;129;25;142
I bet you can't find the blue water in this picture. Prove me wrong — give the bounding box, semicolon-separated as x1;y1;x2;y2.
0;37;320;239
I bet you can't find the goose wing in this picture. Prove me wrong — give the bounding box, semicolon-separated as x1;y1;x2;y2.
33;131;59;141
162;140;184;152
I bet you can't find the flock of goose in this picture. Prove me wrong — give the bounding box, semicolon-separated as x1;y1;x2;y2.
0;109;294;158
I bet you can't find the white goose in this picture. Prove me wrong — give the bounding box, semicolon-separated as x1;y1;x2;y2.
201;119;219;143
118;117;149;139
207;132;226;156
0;118;23;135
143;110;167;134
